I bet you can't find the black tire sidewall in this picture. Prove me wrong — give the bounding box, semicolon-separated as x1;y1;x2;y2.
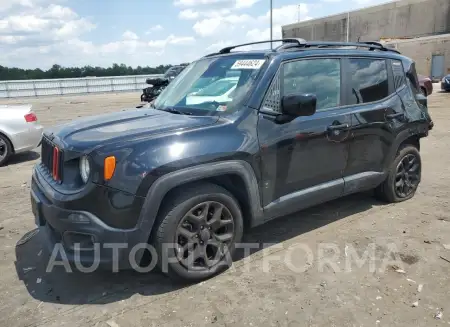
0;134;12;166
386;145;421;202
153;187;244;281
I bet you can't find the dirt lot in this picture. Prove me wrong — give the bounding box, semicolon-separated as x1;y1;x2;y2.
0;90;449;327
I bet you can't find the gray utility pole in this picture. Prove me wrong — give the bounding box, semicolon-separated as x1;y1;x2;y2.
270;0;273;49
346;11;350;42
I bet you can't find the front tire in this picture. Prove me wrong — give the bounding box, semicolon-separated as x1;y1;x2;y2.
151;182;244;281
0;134;12;166
375;145;421;203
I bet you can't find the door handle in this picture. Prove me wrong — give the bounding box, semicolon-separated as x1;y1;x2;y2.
327;123;349;130
386;113;404;120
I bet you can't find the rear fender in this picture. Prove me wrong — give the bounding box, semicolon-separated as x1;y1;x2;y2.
385;126;426;168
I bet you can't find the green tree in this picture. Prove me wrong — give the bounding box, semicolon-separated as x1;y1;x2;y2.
0;62;176;81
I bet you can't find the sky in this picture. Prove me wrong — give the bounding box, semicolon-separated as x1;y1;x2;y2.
0;0;395;69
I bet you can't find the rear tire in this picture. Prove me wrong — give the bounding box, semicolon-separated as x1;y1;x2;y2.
0;134;12;166
151;182;244;281
375;145;421;203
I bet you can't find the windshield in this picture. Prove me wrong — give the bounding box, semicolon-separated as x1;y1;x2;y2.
164;66;184;78
153;55;267;115
190;77;217;92
195;78;238;96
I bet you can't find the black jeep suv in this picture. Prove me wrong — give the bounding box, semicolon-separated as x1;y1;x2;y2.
30;39;433;281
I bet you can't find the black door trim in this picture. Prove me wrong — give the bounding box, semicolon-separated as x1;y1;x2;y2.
260;171;387;224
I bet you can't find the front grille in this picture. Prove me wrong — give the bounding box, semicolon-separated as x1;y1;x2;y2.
41;137;63;182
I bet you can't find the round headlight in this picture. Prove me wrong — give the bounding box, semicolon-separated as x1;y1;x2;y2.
79;156;90;183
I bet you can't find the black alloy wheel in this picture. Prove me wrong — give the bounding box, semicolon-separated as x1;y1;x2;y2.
394;153;421;198
374;145;422;203
175;201;234;270
151;182;244;281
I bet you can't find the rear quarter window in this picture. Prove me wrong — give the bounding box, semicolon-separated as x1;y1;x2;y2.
391;60;406;90
405;62;422;96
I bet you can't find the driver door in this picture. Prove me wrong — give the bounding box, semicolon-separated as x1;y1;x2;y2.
257;57;351;218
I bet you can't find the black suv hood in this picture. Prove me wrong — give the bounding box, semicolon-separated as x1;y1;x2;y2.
45;108;218;152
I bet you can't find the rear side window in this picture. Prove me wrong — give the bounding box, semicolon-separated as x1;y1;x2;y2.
405;62;422;96
348;58;389;105
391;60;406;90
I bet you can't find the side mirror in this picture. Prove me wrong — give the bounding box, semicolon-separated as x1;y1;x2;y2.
146;78;169;86
281;94;317;117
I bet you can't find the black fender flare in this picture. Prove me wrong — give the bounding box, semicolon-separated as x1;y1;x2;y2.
385;124;426;166
135;160;264;245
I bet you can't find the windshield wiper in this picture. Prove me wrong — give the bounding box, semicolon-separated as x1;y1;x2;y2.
158;107;193;115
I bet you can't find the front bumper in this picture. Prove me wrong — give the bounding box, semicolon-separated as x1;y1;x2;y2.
30;167;150;270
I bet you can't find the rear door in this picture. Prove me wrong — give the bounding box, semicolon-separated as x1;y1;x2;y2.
343;57;407;193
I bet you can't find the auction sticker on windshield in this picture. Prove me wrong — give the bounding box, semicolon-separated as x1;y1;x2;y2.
231;59;265;70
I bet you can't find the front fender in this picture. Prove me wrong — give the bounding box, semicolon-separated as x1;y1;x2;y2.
135;160;264;240
97;109;260;196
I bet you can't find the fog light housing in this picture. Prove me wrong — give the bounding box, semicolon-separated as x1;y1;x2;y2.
63;232;95;251
67;213;90;224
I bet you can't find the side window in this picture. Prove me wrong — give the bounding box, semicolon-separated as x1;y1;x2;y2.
262;58;341;112
283;59;341;111
391;60;406;90
405;62;421;96
348;58;389;105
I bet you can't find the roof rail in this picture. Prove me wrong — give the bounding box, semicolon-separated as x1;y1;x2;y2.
203;39;400;58
297;41;401;54
218;38;306;54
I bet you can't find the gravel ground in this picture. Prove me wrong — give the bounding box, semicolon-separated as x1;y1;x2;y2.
0;89;449;327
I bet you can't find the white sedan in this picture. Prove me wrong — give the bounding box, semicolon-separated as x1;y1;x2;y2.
186;77;238;106
0;104;43;166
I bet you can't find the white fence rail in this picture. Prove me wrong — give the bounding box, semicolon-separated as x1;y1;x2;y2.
0;74;163;98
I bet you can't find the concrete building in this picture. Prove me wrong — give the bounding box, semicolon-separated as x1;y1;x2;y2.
383;35;450;79
282;0;450;79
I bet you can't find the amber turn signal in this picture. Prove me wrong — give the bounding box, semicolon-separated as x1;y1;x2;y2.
104;156;116;181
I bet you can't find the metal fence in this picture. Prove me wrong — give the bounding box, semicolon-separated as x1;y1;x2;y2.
0;74;163;98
